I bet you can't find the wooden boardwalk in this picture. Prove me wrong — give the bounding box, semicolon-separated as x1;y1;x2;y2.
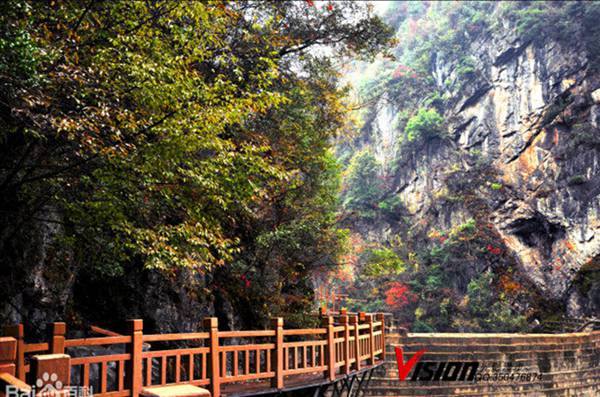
2;311;386;397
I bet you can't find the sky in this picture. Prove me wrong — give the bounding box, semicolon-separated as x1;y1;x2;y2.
370;0;392;16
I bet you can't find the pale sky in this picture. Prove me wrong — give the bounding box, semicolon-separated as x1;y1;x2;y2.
370;0;393;16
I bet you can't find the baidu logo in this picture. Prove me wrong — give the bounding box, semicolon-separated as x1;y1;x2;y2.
5;371;92;397
35;372;63;396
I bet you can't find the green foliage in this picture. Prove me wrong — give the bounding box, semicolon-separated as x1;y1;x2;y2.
405;108;444;142
0;1;40;85
568;175;587;186
490;182;503;191
342;149;382;211
377;194;404;216
463;272;528;332
574;259;600;296
0;0;393;326
363;247;406;277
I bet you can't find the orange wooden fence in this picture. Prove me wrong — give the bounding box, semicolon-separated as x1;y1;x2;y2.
3;312;385;397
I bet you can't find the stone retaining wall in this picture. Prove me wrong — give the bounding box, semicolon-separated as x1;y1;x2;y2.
366;329;600;397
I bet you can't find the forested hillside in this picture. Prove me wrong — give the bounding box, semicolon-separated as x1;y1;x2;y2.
0;1;391;335
3;0;600;337
338;1;600;332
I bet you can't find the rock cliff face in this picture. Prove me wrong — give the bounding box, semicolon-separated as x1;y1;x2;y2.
353;15;600;320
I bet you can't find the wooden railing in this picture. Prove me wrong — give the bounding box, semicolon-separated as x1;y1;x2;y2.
3;312;385;397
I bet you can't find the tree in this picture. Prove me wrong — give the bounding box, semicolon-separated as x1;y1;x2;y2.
342;149;382;212
405;108;444;142
0;0;393;328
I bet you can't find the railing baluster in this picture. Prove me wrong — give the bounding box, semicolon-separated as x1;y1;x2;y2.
367;315;375;365
145;358;152;386
100;361;107;393
220;352;226;377
255;349;260;374
175;353;181;383
340;314;350;375
350;315;360;371
189;353;194;381
83;363;89;388
118;359;124;391
161;356;167;384
233;351;239;377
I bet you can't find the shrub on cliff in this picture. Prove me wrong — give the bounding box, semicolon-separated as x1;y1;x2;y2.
342;150;383;213
405;108;445;142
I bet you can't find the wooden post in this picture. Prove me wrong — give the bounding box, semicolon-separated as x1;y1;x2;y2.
270;318;284;389
50;322;66;354
126;319;143;397
339;314;350;375
30;354;70;390
204;317;220;397
0;337;17;376
377;313;386;361
367;314;375;365
322;316;335;381
3;325;25;380
349;315;360;371
358;311;366;322
319;306;327;318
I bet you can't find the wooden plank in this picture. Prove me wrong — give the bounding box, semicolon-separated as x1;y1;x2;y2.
23;343;49;353
142;333;209;342
219;371;275;384
71;354;131;365
142;347;208;358
282;329;326;336
219;343;274;352
65;336;131;347
283;340;326;348
218;330;275;338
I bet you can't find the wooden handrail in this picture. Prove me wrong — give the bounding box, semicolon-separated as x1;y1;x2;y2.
3;312;387;397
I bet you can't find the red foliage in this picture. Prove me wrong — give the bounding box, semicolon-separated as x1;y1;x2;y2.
305;0;314;6
392;64;419;80
385;282;416;308
240;274;251;288
486;244;502;255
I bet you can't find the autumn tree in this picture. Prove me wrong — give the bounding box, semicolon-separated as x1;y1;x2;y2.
0;0;392;328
